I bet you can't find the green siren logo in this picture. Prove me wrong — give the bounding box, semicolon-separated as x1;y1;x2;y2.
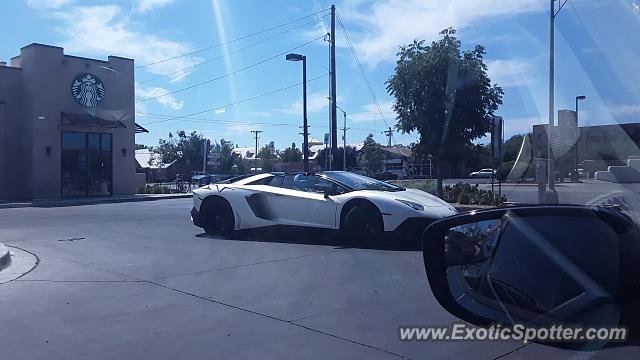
71;73;105;107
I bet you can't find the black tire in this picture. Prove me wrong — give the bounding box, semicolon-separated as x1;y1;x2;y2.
202;198;235;237
342;202;384;243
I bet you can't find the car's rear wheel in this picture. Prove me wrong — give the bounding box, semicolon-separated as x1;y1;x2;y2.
342;202;384;243
202;197;235;237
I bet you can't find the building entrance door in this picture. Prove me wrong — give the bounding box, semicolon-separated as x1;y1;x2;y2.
61;132;112;197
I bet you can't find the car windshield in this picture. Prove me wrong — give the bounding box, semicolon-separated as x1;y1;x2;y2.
323;171;404;191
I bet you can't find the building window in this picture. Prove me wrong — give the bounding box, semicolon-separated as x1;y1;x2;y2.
61;132;112;197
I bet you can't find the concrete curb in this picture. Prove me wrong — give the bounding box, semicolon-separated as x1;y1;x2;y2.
0;243;11;272
0;194;192;209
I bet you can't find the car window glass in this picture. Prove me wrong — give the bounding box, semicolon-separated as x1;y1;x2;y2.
267;176;284;187
246;176;273;185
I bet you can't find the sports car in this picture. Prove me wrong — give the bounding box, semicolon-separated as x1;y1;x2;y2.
190;171;457;240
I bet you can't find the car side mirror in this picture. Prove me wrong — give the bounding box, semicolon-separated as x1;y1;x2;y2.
422;205;640;344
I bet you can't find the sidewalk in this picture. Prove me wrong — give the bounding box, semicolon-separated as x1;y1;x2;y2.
0;193;192;209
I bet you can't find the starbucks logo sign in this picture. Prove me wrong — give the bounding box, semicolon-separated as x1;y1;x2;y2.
71;73;105;107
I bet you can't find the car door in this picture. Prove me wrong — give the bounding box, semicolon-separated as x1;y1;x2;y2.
260;174;339;228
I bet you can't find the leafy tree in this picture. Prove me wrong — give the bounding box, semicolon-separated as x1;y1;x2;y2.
279;142;303;162
210;138;236;173
357;134;383;176
502;134;526;163
316;146;358;170
387;28;503;196
155;130;205;176
135;144;149;150
258;145;277;160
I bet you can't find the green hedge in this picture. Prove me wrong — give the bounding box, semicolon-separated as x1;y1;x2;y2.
136;184;171;194
443;182;506;206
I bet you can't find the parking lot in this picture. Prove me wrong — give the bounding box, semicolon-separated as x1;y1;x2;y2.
0;198;638;359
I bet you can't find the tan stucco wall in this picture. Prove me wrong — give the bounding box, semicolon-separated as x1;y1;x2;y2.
0;43;136;200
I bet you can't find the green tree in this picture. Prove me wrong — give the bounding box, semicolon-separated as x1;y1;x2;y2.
135;143;149;150
316;146;358;170
258;145;276;160
502;134;526;163
210;138;236;173
279;142;303;162
387;28;503;196
155;130;205;176
357;134;383;176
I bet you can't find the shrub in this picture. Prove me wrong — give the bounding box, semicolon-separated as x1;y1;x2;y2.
442;182;506;206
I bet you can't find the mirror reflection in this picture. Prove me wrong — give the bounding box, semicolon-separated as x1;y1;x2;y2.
444;215;620;325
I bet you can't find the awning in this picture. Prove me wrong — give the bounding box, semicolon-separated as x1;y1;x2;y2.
62;112;126;129
135;123;149;133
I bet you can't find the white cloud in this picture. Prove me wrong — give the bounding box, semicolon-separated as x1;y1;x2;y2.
503;116;544;136
52;5;199;81
134;0;176;13
26;0;72;10
486;59;537;88
607;103;640;117
136;84;184;110
276;92;331;115
339;0;543;67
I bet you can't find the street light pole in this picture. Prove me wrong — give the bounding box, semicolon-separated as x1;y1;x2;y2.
286;53;309;172
545;0;568;203
575;95;586;181
337;106;348;170
546;0;557;202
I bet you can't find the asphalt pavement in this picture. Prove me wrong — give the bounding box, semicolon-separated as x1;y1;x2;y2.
0;198;638;359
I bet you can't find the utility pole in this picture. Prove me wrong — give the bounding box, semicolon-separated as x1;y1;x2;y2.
383;127;393;147
329;4;337;170
302;55;308;172
337;107;349;170
202;138;208;174
251;130;262;173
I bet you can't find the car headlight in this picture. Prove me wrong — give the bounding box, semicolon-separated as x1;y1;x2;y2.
395;199;424;211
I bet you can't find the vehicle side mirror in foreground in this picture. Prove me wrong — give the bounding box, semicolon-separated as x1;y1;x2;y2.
422;206;640;345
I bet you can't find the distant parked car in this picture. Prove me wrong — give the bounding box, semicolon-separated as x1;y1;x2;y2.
469;168;496;179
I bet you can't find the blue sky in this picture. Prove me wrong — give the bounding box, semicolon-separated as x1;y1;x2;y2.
2;0;640;150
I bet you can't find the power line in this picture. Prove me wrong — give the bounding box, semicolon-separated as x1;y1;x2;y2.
336;12;396;145
140;73;328;126
137;112;374;131
136;35;325;104
137;16;328;84
136;8;330;69
136;113;300;127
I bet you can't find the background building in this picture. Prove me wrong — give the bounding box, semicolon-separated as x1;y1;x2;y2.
0;43;143;201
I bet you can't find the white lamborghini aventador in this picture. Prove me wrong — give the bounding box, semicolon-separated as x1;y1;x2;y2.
191;171;457;240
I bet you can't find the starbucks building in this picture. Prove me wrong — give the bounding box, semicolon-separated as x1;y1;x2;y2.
0;43;147;201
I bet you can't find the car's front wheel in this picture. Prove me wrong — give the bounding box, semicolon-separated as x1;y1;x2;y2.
342;202;384;243
202;197;235;237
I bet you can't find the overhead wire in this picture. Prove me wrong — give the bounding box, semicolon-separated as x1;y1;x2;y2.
137;15;328;84
136;8;330;68
336;12;396;145
140;73;329;126
136;35;325;104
